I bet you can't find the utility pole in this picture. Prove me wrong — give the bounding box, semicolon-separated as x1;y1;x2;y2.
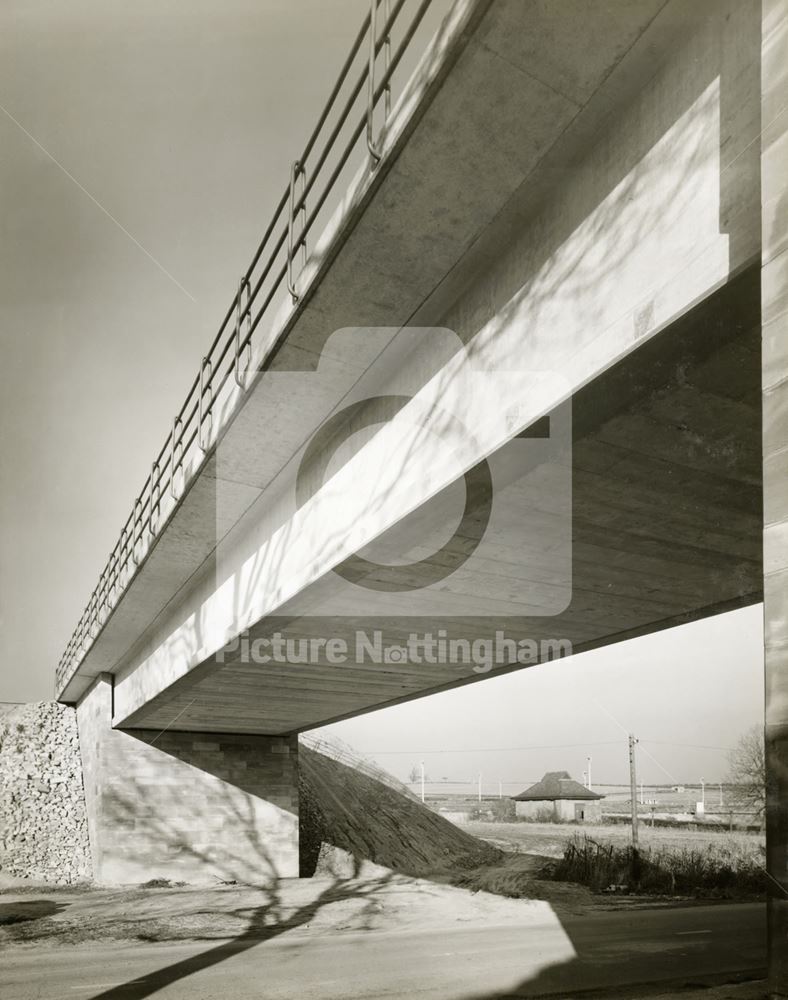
420;761;425;803
700;776;705;808
477;772;482;802
587;755;592;791
628;735;639;849
498;779;502;799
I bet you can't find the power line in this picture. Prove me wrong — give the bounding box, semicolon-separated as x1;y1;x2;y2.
0;102;197;303
362;739;736;756
363;741;623;755
640;740;735;752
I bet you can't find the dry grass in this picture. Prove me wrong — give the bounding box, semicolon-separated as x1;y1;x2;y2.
551;834;765;898
300;751;596;907
464;820;765;860
299;747;500;878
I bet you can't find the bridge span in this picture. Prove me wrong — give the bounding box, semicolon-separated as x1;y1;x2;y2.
53;0;786;990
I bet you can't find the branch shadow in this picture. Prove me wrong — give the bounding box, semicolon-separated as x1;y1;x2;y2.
85;868;396;1000
87;772;398;1000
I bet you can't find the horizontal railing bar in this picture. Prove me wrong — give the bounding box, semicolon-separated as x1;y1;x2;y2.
376;0;433;103
210;7;381;348
300;12;373;168
57;0;442;691
293;0;431;257
288;0;409;225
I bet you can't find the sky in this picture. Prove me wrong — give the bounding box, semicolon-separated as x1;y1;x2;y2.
0;0;368;700
316;604;765;788
0;2;765;784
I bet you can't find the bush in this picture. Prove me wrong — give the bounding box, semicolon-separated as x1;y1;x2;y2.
468;799;515;823
551;835;765;898
515;807;556;823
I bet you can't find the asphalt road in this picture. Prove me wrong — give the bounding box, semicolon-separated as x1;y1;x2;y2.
1;902;765;1000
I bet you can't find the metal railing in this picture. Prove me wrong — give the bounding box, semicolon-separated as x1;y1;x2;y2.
300;733;420;801
56;0;446;696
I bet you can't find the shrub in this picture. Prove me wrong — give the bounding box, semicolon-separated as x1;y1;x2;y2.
485;799;515;822
552;835;765;899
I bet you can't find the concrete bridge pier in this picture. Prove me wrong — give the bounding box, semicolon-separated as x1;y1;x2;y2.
763;1;788;995
76;675;299;885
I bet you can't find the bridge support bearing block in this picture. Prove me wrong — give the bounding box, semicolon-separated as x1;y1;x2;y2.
76;675;298;885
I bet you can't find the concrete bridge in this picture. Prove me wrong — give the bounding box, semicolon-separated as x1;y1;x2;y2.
55;0;786;991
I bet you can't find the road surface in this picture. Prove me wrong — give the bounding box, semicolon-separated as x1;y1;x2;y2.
1;902;765;1000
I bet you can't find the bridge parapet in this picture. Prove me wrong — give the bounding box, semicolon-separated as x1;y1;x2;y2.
55;0;485;699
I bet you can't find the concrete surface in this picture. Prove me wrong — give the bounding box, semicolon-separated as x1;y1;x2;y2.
70;0;764;736
0;901;766;1000
44;0;784;987
115;267;762;734
761;2;788;996
76;676;298;885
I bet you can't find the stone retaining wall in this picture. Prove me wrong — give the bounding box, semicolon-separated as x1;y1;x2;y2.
0;701;91;884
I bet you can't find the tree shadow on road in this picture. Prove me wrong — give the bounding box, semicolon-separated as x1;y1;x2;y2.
85;863;396;1000
80;770;399;1000
0;899;67;925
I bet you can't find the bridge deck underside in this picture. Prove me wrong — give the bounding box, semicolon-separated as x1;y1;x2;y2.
120;269;762;734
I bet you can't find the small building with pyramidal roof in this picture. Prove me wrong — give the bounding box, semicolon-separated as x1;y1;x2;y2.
511;771;605;823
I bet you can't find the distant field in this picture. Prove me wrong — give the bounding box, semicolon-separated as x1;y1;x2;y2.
464;820;765;861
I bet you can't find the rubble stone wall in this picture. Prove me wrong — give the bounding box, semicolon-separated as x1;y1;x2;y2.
0;702;92;883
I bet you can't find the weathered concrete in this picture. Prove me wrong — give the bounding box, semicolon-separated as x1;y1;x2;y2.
514;800;603;824
54;0;496;705
95;0;764;735
115;270;762;733
76;675;298;885
48;0;775;941
762;1;788;994
58;0;762;713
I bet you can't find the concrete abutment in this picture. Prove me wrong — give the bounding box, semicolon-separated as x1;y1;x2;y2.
76;675;299;885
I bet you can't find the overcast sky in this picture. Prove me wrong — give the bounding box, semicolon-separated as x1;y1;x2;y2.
1;2;764;785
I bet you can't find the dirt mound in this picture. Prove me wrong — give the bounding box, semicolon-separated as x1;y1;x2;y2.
299;745;500;878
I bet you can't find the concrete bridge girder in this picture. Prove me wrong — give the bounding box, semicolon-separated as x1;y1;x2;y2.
102;0;763;735
55;2;788;992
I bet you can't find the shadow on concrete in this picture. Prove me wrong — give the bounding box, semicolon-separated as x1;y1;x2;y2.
84;768;400;999
0;899;68;925
127;0;768;745
74;0;769;994
84;863;396;1000
87;747;770;1000
452;906;767;999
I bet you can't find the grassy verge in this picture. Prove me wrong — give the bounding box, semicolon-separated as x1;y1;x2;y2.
464;819;765;858
551;835;766;899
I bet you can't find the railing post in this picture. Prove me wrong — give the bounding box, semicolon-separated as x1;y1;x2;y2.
198;356;213;452
366;0;391;163
150;460;161;538
287;161;307;303
132;497;143;566
171;415;183;500
234;276;253;387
